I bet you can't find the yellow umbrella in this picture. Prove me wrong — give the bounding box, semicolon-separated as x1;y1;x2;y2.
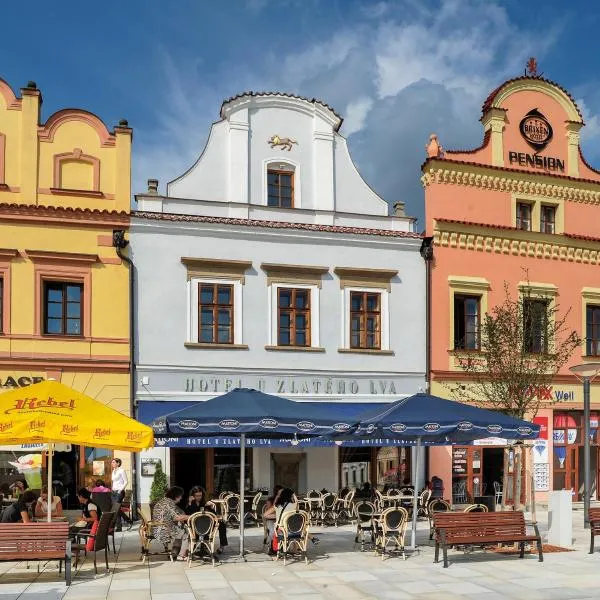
0;380;154;521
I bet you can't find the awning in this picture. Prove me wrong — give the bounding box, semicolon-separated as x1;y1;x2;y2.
137;399;392;448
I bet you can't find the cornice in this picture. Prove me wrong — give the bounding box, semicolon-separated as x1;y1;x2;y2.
421;159;600;205
24;250;99;264
0;203;129;228
434;220;600;265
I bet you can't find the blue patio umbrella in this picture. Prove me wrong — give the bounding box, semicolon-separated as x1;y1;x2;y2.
151;388;358;558
335;393;540;549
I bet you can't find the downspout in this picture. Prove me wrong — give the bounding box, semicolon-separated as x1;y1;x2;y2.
113;229;138;520
419;236;434;482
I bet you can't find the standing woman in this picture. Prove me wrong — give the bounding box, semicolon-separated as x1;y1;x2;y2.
111;458;128;531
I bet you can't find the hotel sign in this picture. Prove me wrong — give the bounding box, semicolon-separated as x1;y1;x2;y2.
508;108;564;172
0;376;44;389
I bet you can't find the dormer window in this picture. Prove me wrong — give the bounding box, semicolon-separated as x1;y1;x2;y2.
267;163;294;208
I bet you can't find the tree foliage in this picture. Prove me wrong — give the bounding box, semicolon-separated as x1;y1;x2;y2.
149;460;168;504
449;281;581;419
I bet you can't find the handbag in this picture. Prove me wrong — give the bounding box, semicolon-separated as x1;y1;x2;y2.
85;520;99;552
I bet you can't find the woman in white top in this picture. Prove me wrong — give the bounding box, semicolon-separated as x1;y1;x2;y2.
274;488;319;548
111;457;128;531
34;485;63;519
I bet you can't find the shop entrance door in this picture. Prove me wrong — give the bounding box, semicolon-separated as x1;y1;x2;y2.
568;446;579;500
272;453;304;492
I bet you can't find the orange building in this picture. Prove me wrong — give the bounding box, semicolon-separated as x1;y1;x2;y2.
423;72;600;504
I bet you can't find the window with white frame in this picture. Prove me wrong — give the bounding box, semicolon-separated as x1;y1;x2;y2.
340;286;390;351
188;278;243;345
268;283;319;347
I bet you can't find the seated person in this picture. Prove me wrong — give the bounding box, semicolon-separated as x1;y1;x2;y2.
152;486;189;561
9;479;27;497
185;486;228;553
262;484;283;555
77;487;101;525
1;490;36;523
35;485;63;519
91;480;111;493
274;487;319;550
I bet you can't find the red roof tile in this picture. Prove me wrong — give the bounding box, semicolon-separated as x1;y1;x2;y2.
133;211;422;239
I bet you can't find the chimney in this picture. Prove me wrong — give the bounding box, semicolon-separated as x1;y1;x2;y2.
393;201;406;217
147;179;159;195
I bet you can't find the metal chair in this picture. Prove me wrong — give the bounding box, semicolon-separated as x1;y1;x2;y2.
276;510;310;566
375;506;408;561
452;479;468;504
493;481;503;506
186;510;219;567
72;511;114;574
354;500;377;551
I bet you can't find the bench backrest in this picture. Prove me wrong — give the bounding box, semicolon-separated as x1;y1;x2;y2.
433;511;526;538
590;507;600;530
0;522;69;554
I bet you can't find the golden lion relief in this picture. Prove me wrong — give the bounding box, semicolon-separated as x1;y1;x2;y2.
268;135;298;151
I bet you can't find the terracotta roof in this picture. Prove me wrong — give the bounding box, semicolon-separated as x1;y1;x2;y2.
437;219;600;244
133;211;422;239
0;203;128;218
421;156;600;186
481;76;583;121
445;129;491;156
220;92;343;130
564;232;600;243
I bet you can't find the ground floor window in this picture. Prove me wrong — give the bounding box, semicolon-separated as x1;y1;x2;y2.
452;446;506;504
339;446;411;490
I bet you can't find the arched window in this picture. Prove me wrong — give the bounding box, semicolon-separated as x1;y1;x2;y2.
266;162;295;208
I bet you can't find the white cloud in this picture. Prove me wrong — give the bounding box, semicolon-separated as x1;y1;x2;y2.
134;0;595;222
344;97;374;136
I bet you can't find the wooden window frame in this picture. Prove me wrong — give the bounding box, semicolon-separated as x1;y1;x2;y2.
516;202;532;231
523;297;549;354
540;204;556;234
453;294;481;351
198;283;234;345
586;304;600;357
277;287;311;347
350;291;381;350
42;281;84;337
267;168;294;208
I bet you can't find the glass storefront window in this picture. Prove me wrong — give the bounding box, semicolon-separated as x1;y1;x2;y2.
82;447;113;489
213;449;251;494
376;447;409;489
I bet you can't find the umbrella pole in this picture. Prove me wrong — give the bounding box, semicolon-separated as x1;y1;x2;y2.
239;434;246;559
47;443;54;523
410;438;421;549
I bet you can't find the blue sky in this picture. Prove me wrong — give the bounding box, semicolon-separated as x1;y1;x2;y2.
2;0;599;226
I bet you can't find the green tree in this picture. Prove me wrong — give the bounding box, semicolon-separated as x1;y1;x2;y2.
449;281;581;419
149;460;168;504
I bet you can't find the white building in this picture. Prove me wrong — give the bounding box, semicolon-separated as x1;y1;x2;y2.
132;92;426;502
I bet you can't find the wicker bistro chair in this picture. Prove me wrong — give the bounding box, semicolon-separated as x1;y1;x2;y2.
418;489;432;518
337;489;355;524
244;491;263;526
374;506;409;561
321;492;338;527
373;488;384;511
428;498;451;540
223;494;241;527
73;511;114;574
463;503;489;513
493;481;503;505
354;501;377;552
305;490;322;525
186;510;220;567
276;510;310;565
139;508;169;563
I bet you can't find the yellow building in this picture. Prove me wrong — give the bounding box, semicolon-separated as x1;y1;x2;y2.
0;78;132;502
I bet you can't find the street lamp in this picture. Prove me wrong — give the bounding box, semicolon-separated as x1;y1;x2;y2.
569;362;600;528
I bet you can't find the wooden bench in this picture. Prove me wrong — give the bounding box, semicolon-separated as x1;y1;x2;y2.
433;511;543;568
589;508;600;554
0;522;72;585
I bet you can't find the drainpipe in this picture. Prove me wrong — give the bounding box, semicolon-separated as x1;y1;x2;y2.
419;236;434;482
113;229;138;520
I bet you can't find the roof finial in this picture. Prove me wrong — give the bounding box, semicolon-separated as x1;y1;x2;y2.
525;57;540;78
425;134;444;158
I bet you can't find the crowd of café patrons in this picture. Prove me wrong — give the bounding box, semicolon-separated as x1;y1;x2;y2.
0;458;129;529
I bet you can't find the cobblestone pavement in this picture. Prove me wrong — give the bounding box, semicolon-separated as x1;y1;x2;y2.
0;509;597;600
